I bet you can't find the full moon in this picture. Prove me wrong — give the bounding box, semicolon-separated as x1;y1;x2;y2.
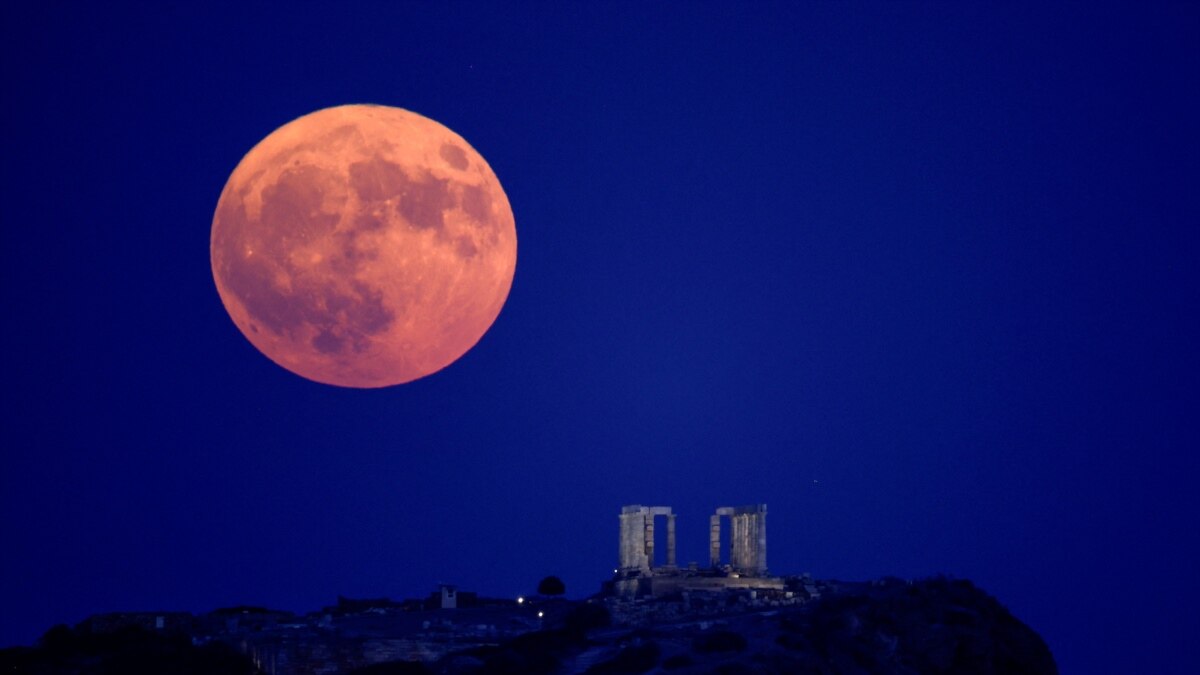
211;105;516;387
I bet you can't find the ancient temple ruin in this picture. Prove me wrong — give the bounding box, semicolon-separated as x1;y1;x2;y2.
608;503;782;598
619;505;677;572
710;504;768;574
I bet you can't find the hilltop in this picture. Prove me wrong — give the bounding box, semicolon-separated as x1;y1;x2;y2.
1;576;1053;674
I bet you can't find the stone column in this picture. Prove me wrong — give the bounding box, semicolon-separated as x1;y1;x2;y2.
754;509;768;574
618;511;632;570
619;507;648;571
709;514;721;567
729;514;739;569
727;505;768;575
644;514;655;569
666;513;677;567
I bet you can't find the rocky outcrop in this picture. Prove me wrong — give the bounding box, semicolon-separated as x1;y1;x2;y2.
433;577;1056;674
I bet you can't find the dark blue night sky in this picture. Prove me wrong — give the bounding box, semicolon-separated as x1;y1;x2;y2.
3;3;1197;673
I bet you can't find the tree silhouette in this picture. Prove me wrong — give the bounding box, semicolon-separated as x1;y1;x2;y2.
537;575;565;596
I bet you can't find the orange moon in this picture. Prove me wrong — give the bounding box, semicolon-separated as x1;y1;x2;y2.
210;105;516;387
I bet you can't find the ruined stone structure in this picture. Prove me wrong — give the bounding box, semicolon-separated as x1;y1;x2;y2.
609;504;780;599
710;504;768;575
619;505;676;573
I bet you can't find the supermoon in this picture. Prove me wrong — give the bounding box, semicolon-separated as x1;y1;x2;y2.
211;105;516;387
